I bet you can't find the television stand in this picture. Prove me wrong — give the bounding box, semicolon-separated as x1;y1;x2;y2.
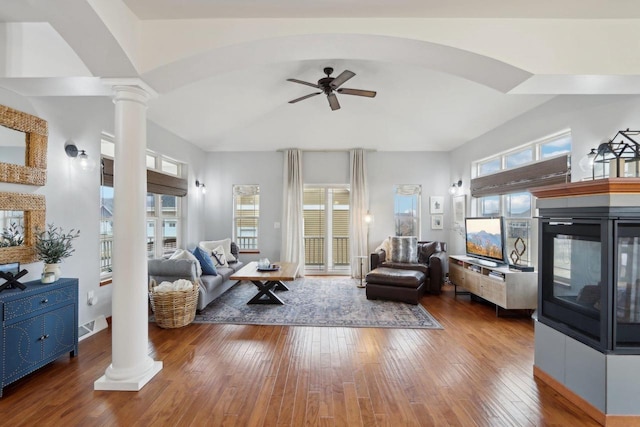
448;255;538;314
473;258;498;268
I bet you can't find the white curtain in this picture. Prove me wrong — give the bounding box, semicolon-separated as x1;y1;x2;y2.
281;149;305;277
349;149;369;279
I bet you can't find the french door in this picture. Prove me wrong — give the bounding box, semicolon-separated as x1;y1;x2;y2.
303;185;350;274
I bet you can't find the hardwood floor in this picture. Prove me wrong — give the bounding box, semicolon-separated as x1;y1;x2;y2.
0;284;600;426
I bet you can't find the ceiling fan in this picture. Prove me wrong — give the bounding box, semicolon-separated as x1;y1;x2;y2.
287;67;377;111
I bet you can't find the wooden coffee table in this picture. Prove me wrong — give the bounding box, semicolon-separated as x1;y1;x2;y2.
230;261;299;304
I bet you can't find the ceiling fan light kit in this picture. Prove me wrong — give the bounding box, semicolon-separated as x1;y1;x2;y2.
287;67;376;111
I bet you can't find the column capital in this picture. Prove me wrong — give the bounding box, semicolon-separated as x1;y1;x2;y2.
102;78;158;103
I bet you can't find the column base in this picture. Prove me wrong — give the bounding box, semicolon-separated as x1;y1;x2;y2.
94;361;163;391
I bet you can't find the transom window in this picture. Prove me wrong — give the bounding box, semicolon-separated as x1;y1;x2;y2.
473;130;571;178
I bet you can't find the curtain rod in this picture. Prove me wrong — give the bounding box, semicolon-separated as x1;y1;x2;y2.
276;148;377;153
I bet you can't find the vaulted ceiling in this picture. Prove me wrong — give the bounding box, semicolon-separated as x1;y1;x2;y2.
2;0;640;152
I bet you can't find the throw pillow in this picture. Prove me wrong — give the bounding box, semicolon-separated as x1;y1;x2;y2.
169;248;202;277
191;247;218;276
390;236;418;263
374;237;392;261
199;238;236;263
210;245;229;268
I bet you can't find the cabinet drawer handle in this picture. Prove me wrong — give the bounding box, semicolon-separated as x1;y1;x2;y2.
41;298;49;304
39;334;50;341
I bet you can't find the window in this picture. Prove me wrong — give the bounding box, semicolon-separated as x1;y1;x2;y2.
540;134;571;158
146;155;156;169
147;194;180;258
161;159;179;176
100;185;114;278
477;193;533;265
471;131;571;266
505;148;533;168
233;185;260;251
478;158;501;176
478;195;500;217
303;186;350;274
100;133;186;280
473;130;571;178
394;185;421;237
505;192;532;218
100;135;115;279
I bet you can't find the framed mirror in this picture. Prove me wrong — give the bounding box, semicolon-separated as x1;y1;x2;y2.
0;192;46;265
0;105;48;186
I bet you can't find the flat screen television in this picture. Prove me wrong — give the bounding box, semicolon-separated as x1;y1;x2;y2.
465;216;506;266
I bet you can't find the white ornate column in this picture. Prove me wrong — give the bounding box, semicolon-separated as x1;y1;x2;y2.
95;82;162;391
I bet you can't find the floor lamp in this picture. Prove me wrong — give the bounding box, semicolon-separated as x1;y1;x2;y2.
356;211;374;288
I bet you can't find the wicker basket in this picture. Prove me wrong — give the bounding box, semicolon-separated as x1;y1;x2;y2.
149;279;199;328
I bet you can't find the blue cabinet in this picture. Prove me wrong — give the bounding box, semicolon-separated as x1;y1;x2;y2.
0;278;78;397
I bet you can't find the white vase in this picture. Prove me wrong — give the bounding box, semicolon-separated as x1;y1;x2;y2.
43;263;61;282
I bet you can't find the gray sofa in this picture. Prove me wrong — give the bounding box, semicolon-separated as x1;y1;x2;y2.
148;244;244;311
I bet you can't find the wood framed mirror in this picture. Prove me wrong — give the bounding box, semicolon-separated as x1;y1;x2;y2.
0;105;48;186
0;192;46;265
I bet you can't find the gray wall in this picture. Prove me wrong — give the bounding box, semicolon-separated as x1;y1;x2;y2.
202;150;452;263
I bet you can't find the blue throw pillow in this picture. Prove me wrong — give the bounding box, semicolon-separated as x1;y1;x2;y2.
191;247;218;276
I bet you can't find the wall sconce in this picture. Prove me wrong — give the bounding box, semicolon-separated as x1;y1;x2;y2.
65;141;96;172
586;129;640;179
363;210;374;225
448;180;462;195
195;180;206;194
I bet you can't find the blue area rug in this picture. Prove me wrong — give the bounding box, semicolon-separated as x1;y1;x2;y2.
191;277;443;329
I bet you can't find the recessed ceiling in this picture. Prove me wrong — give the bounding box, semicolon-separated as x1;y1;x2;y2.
148;60;551;151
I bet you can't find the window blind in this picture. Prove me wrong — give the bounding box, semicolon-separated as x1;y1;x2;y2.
470;155;570;197
101;157;188;197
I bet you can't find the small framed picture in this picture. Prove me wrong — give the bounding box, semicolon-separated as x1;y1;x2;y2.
430;196;444;214
431;215;444;230
453;195;466;229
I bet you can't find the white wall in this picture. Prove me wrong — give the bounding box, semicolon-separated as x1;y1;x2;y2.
0;91;206;326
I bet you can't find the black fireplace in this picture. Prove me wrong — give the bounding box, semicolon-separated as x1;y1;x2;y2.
538;206;640;354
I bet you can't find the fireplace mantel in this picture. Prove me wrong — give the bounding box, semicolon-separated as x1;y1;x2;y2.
530;178;640;199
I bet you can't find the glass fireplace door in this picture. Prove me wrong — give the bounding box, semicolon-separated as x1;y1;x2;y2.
616;223;640;349
540;220;607;348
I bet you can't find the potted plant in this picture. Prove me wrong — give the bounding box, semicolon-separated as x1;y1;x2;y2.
34;224;80;282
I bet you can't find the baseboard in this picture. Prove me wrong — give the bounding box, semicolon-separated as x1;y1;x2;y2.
534;366;640;427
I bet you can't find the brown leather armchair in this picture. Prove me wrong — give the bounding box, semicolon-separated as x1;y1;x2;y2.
369;240;448;294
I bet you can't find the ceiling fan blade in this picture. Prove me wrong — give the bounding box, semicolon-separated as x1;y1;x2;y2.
327;93;340;111
287;78;320;89
337;88;377;98
330;70;355;89
288;92;322;104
